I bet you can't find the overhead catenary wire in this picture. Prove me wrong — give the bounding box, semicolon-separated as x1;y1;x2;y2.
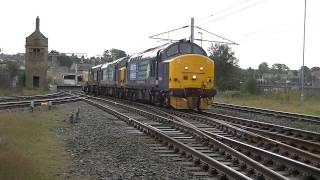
149;18;238;46
149;25;189;39
196;26;238;45
194;39;238;45
198;0;252;22
243;24;289;37
201;0;269;25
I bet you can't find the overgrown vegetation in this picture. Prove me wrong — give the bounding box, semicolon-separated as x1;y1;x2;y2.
0;107;71;179
215;90;320;115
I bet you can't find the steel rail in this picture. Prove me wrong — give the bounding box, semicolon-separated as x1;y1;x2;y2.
0;96;82;109
201;112;320;142
185;111;320;168
213;102;320;123
167;112;320;179
236;124;320;154
0;92;66;102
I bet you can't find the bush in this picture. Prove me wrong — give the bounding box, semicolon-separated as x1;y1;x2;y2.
241;79;258;94
218;91;242;98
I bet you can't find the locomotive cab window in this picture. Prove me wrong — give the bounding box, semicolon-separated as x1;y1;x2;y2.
192;45;206;56
166;44;179;57
179;43;192;54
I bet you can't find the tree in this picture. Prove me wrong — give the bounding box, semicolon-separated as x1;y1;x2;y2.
7;61;19;78
103;48;127;63
271;63;289;74
311;66;320;72
300;66;312;84
57;54;74;68
110;49;126;60
243;78;258;94
258;62;270;74
208;43;240;91
102;50;112;62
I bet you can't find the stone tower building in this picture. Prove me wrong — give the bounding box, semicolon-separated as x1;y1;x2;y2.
25;16;48;88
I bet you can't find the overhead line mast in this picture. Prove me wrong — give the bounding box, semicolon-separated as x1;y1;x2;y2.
149;18;238;46
190;18;194;43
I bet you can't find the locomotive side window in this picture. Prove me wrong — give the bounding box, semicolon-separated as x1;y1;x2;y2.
166;45;179;57
107;68;114;81
129;63;137;80
103;69;107;80
137;60;150;80
93;70;97;81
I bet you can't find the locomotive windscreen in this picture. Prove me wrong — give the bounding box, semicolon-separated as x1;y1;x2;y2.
165;42;206;58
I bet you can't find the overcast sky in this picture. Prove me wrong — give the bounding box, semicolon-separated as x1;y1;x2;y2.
0;0;319;69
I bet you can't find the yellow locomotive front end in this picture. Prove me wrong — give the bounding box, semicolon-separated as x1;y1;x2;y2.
168;54;216;109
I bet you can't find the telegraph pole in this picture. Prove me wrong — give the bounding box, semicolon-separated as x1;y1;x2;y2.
301;0;307;103
190;18;194;43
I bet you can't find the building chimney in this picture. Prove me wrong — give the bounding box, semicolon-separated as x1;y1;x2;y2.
36;16;40;31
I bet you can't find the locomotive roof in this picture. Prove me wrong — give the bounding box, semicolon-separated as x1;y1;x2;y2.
101;56;129;69
128;40;205;63
91;64;102;70
101;62;111;69
91;40;206;70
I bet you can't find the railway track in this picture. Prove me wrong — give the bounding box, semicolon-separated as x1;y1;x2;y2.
86;95;320;166
0;91;66;102
73;92;320;180
111;98;320;171
213;102;320;124
199;111;320;155
0;95;83;109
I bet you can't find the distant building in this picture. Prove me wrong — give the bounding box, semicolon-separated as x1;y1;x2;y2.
25;16;48;88
47;52;92;86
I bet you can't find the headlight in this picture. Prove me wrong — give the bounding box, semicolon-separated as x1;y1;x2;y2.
184;66;189;70
192;75;197;80
200;67;204;71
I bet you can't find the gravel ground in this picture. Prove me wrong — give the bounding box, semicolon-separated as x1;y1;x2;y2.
57;101;192;180
209;107;320;132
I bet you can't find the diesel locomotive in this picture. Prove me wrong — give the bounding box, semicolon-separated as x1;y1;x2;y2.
84;40;216;110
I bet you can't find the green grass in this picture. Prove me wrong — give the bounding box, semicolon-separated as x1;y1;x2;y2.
0;107;72;179
0;88;49;96
215;91;320;116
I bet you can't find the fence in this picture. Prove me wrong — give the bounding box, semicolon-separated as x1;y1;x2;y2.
257;85;320;98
